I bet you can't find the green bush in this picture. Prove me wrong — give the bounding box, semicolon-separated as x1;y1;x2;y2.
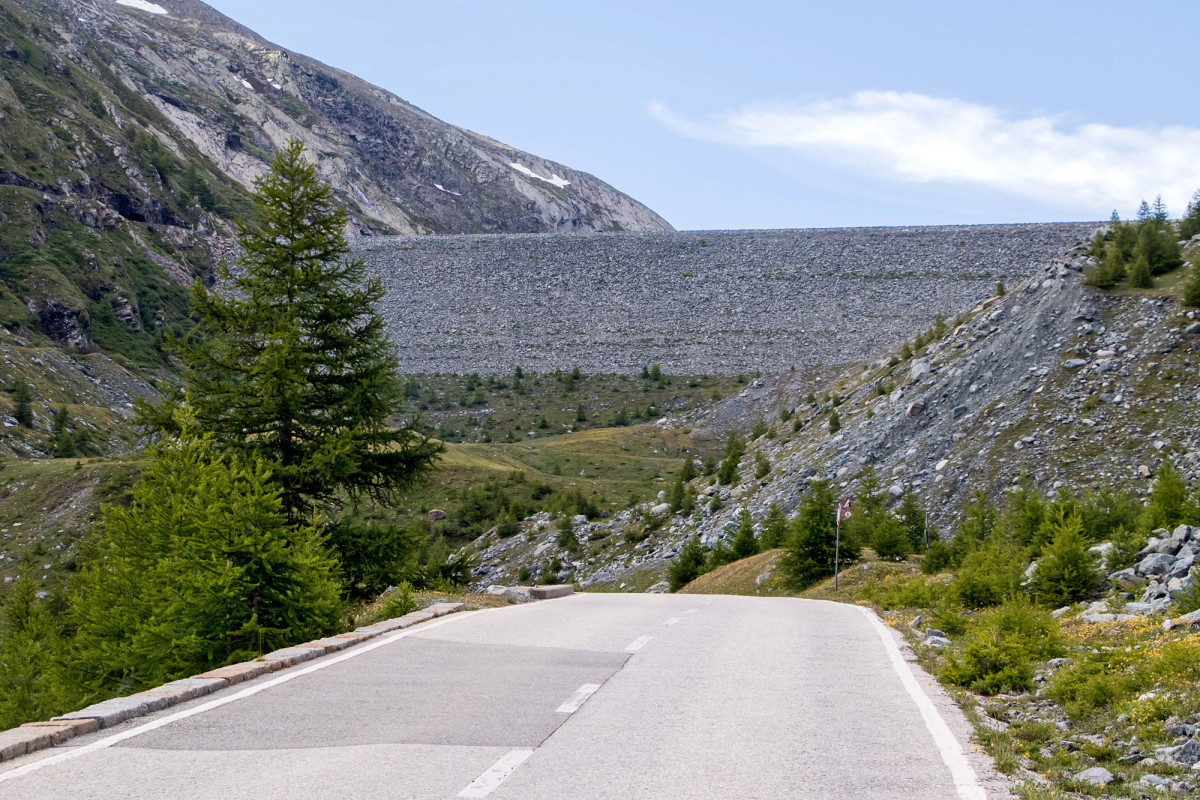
951;540;1026;609
921;539;955;574
870;514;912;561
1029;511;1099;607
941;597;1064;695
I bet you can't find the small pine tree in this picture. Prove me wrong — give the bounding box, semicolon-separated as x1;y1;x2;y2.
555;515;578;551
871;514;911;561
51;406;74;458
13;381;32;428
731;508;760;560
1129;254;1153;288
1145;461;1195;530
575;403;586;423
828;410;841;434
996;281;1006;297
679;457;697;484
760;503;789;549
1182;264;1200;308
68;435;342;694
780;480;854;588
1029;511;1098;606
0;573;65;730
669;537;708;592
754;451;770;479
896;492;928;552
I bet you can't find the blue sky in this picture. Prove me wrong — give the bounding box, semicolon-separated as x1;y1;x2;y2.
205;0;1200;230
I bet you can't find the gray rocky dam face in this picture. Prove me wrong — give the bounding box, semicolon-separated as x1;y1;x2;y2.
355;223;1097;374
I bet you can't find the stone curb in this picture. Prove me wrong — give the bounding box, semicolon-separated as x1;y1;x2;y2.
0;601;467;765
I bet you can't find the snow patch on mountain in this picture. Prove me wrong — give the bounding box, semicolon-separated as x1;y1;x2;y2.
509;163;570;189
114;0;168;14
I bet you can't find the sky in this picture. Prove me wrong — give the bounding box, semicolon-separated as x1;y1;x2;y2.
203;0;1200;231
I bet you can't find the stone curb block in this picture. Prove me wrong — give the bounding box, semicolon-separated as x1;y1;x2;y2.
530;584;574;600
54;696;156;729
135;677;228;706
195;660;277;687
20;719;100;744
261;646;327;669
0;729;56;761
0;602;468;764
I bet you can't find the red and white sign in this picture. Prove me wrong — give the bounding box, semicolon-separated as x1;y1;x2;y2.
837;498;854;523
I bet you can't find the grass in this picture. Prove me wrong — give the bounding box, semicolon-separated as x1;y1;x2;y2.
679;549;787;595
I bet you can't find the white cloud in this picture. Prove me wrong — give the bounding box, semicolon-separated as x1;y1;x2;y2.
650;92;1200;215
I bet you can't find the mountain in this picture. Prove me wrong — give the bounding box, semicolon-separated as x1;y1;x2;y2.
0;0;671;362
465;239;1200;592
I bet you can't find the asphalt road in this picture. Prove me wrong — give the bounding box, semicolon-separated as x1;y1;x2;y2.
0;594;1001;799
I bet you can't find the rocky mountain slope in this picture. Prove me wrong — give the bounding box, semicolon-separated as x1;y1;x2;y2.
466;238;1200;592
0;0;670;449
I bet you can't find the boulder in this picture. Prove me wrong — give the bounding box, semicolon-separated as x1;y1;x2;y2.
1174;738;1200;767
1064;358;1089;369
649;503;672;518
909;361;931;382
906;401;924;417
1109;568;1144;590
1075;767;1114;787
428;509;448;522
1137;552;1178;577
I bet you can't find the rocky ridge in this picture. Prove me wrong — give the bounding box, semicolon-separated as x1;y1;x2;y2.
464;240;1200;592
9;0;671;237
359;223;1096;374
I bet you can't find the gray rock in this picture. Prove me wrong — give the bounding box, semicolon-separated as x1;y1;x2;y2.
1107;568;1142;589
645;581;669;594
909;361;931;382
1063;358;1089;369
1175;738;1200;766
952;405;969;418
906;401;925;417
1137;552;1179;577
1074;767;1114;787
888;483;905;497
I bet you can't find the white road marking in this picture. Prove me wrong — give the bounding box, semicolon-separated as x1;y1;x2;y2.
663;617;680;625
457;749;534;798
555;683;601;714
0;610;487;784
683;608;698;615
625;635;653;652
858;606;987;800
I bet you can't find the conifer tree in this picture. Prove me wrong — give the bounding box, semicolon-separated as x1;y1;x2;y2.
896;492;930;552
760;502;789;549
155;139;441;523
51;405;74;458
0;574;64;729
669;536;708;592
13;381;32;428
1183;264;1200;308
731;508;760;559
1029;511;1098;606
68;434;342;693
1129;254;1153;288
781;480;852;588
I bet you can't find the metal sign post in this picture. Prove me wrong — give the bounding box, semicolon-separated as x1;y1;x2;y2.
924;510;930;553
835;498;853;591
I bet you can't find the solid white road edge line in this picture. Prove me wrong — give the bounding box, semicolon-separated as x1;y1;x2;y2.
663;617;680;625
0;609;489;785
625;635;653;652
857;606;988;800
457;749;534;798
554;683;601;714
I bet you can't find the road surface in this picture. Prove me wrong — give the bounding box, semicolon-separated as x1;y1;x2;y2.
0;594;1001;799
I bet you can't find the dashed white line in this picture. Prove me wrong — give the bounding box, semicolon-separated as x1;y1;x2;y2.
858;606;987;800
626;635;653;652
663;617;680;625
457;749;534;798
555;683;601;714
683;608;698;615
